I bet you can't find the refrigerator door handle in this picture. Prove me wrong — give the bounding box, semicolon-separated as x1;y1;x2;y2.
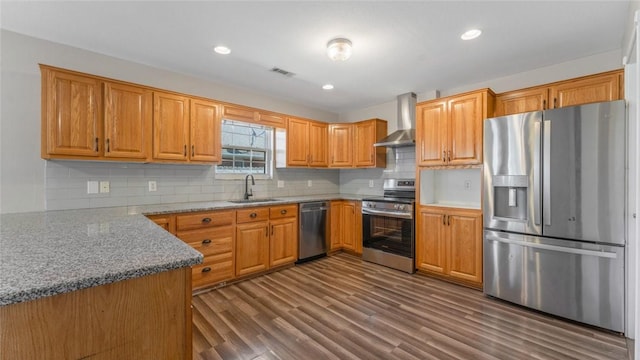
533;120;541;226
485;234;618;259
543;120;551;226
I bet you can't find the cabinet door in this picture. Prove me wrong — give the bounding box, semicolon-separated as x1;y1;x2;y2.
270;218;298;267
286;118;310;166
235;221;269;277
354;201;363;255
341;202;357;251
416;100;447;166
328;124;353;167
103;82;151;160
416;208;446;274
448;92;483;165
308;121;328;167
330;201;342;250
42;68;102;157
190;99;221;163
153;92;189;161
354;121;376;167
550;72;620;108
447;210;483;285
495;87;549;117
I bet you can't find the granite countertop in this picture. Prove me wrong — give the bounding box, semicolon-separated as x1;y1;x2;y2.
0;207;202;306
0;193;367;306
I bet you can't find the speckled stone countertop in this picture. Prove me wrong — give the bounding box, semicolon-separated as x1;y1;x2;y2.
0;207;202;306
129;193;368;215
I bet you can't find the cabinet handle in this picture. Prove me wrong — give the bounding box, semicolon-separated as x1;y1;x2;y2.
447;150;451;163
191;145;195;157
271;225;274;236
266;226;269;237
95;137;99;152
553;98;557;108
280;209;287;215
442;150;446;163
202;267;211;273
447;215;451;226
201;217;212;224
442;214;446;225
250;212;257;218
183;145;187;157
202;239;212;244
106;138;110;153
542;99;547;110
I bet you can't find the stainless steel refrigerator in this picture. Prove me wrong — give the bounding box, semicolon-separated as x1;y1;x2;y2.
483;100;626;333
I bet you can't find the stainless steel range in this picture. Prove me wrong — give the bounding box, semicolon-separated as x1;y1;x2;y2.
362;179;415;273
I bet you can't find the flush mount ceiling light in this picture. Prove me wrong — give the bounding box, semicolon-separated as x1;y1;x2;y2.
460;29;482;40
322;84;334;90
213;45;231;55
326;38;352;61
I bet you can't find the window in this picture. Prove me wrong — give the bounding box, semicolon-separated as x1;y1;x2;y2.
217;119;273;177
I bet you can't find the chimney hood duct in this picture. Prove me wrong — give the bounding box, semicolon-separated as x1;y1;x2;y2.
374;92;417;147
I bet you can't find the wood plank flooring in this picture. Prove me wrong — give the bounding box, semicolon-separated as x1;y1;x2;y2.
192;253;629;360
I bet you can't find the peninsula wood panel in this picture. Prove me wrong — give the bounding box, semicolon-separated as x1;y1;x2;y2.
1;268;191;360
190;99;221;163
103;82;152;160
153;91;190;161
192;254;628;360
41;67;102;158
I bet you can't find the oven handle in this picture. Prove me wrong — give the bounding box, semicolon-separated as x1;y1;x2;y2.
362;208;413;219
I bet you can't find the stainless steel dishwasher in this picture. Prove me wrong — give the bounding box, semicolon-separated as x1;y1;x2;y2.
298;201;328;262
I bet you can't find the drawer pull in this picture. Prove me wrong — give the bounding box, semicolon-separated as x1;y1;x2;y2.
202;217;212;224
250;212;257;218
202;239;212;244
280;209;287;215
202;267;211;273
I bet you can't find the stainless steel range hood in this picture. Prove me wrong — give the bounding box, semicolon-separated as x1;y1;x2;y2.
374;92;417;147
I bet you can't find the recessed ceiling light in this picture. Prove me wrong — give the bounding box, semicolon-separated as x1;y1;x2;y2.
213;46;231;55
322;84;334;90
461;29;482;40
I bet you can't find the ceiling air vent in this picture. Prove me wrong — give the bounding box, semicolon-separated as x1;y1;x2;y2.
270;67;295;78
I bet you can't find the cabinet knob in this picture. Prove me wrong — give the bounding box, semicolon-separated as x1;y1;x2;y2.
202;239;212;244
250;213;257;218
202;217;212;224
202;267;211;273
280;209;287;215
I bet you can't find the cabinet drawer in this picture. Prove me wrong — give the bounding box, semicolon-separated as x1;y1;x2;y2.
192;253;234;289
236;207;270;223
269;204;298;220
176;210;234;231
177;227;233;257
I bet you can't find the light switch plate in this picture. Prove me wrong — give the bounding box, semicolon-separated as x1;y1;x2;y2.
307;180;312;187
148;181;157;192
464;180;471;190
277;180;284;188
99;181;110;193
87;181;99;194
369;180;374;188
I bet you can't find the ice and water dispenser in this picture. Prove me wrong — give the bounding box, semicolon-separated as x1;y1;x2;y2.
491;175;528;221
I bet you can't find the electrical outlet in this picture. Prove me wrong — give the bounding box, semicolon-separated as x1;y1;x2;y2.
148;181;157;192
87;181;99;194
99;181;110;193
277;180;284;188
369;180;375;188
464;180;471;190
307;180;312;187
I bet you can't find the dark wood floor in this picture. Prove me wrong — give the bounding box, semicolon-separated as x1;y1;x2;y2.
191;253;629;360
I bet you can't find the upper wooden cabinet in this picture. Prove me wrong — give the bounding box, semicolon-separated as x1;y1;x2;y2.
286;117;328;167
354;119;387;168
417;89;494;167
494;69;623;117
329;123;354;167
222;104;286;128
153;92;221;164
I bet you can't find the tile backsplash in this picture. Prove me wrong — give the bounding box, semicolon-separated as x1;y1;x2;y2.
45;147;417;210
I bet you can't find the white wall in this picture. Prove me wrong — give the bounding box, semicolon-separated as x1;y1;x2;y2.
0;30;339;213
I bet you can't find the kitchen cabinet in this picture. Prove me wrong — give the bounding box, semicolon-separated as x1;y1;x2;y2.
417;89;494;167
329;200;362;255
175;210;235;289
494;69;623;116
328;123;354;167
222;104;286;128
147;214;176;234
236;204;298;277
41;66;153;162
416;206;483;288
354;119;387;168
286;117;328;167
190;99;222;162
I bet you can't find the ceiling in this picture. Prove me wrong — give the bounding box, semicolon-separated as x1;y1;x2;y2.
0;1;630;113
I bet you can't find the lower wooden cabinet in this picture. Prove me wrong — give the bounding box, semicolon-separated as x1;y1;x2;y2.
270;217;298;267
330;200;362;255
236;221;270;277
416;206;482;288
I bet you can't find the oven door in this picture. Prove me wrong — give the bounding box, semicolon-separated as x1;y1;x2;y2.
362;209;414;259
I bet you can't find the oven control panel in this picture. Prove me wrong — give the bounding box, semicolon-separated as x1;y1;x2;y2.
362;201;414;216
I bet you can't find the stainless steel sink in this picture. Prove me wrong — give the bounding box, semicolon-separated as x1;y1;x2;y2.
227;198;281;204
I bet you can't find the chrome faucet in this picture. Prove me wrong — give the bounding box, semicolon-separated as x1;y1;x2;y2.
244;174;255;200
